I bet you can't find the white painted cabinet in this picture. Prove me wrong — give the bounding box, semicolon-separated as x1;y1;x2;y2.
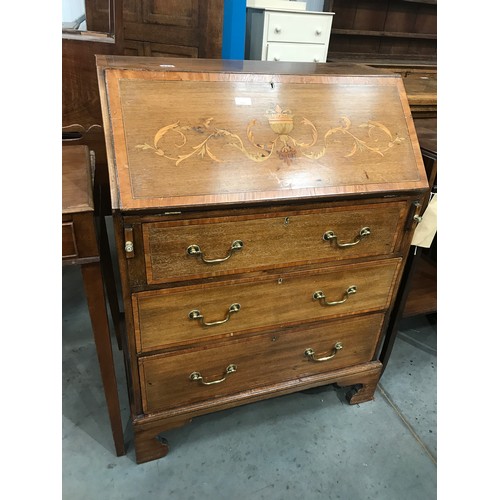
245;8;334;62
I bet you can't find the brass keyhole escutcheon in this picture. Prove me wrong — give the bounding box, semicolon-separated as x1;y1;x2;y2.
284;217;290;225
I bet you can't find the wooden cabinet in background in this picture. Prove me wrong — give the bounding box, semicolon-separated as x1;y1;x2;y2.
323;0;436;65
97;57;428;464
122;0;224;57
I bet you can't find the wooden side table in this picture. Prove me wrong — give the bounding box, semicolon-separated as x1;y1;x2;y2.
62;145;126;456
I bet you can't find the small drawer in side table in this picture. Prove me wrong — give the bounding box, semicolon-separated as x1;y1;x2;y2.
138;313;385;414
62;222;78;259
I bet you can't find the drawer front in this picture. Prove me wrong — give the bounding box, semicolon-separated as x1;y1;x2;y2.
139;313;384;414
266;12;331;44
62;222;78;259
266;42;327;63
143;202;406;284
133;259;400;353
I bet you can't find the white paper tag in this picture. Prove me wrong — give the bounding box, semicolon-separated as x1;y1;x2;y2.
235;97;252;106
411;194;437;248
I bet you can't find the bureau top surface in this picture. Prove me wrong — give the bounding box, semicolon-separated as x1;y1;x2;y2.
62;145;93;214
97;56;427;211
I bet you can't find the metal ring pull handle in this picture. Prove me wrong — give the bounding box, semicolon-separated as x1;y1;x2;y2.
323;227;370;248
305;342;343;362
188;303;241;326
189;364;237;385
313;286;357;306
186;240;243;264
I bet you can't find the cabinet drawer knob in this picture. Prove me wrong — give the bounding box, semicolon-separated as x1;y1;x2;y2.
274;26;281;34
305;342;343;362
189;303;241;327
315;29;322;35
190;364;237;385
323;227;371;247
186;240;243;264
313;286;357;306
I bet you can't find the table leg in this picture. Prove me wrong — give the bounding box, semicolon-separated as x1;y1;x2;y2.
81;261;126;457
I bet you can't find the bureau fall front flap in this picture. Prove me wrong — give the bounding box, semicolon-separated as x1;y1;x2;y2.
97;58;427;211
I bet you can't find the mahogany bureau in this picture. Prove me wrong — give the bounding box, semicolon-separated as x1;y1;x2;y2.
96;56;428;464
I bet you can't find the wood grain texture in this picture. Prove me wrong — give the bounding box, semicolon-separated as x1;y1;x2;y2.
324;0;436;64
139;314;385;413
62;222;78;258
142;201;407;284
62;213;99;260
62;146;93;213
63;142;126;455
121;196;418;290
130;360;382;462
99;58;427;462
112;213;143;416
81;262;126;456
97;59;428;211
402;255;436;317
123;0;223;59
133;258;401;353
96;55;393;74
133;416;191;464
62;40;120;131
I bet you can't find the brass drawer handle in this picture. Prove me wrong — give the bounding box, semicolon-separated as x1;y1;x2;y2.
305;342;343;362
323;227;371;248
190;364;237;385
188;303;241;326
313;286;357;306
186;240;244;264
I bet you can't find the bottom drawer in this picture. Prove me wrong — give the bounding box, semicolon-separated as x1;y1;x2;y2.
139;313;384;414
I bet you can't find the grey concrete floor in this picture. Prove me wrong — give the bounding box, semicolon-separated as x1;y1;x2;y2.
62;264;436;500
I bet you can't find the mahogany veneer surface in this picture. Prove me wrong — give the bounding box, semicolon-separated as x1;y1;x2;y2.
97;56;428;464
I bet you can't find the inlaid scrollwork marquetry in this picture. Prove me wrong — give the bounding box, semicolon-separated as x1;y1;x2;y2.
135;105;405;166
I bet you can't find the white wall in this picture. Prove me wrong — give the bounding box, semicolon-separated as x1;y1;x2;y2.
62;0;85;22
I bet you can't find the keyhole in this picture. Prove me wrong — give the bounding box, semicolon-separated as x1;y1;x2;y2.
284;217;289;225
270;82;274;89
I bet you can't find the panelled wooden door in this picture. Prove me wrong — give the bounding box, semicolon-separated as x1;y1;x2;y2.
123;0;224;58
63;1;224;213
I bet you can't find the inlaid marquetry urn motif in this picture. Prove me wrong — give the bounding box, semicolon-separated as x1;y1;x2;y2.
266;105;294;134
136;104;405;166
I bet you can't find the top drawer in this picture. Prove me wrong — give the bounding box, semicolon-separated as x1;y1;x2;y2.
141;202;406;284
266;11;332;44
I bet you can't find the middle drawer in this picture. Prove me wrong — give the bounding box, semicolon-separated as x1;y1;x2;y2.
132;258;401;353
